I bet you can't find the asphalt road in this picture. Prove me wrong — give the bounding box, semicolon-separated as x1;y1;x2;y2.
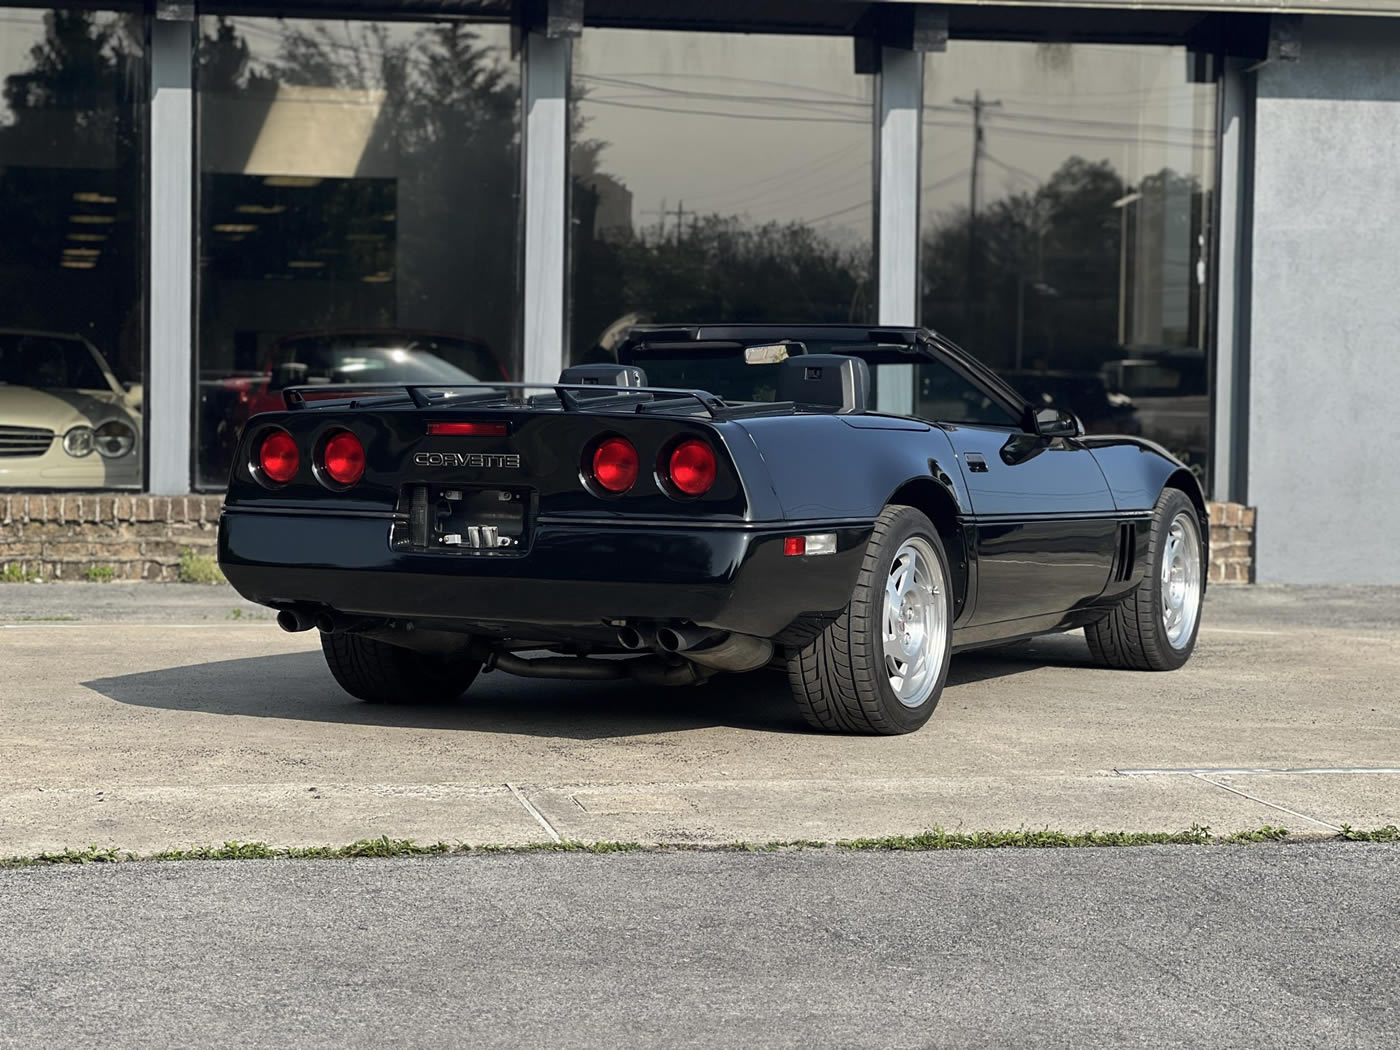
1;584;1397;851
2;843;1397;1049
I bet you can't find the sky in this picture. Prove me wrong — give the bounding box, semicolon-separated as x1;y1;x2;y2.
574;30;1216;241
3;11;1214;243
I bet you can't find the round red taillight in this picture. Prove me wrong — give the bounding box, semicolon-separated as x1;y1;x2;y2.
591;437;639;494
257;429;299;484
322;430;366;487
667;439;717;497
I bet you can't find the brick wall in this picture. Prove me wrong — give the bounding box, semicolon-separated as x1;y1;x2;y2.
1206;501;1256;584
0;494;223;582
1;491;1257;585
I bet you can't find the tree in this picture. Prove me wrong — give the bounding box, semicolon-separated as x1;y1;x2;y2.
0;9;145;378
921;156;1207;374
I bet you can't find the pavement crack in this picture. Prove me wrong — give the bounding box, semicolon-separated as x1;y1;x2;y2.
506;782;562;843
1189;773;1342;832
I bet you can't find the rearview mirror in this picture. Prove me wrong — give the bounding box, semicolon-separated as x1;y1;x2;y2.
271;362;309;390
1034;406;1082;439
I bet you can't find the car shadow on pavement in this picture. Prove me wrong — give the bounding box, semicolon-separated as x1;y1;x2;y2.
84;651;808;738
947;631;1096;686
82;632;1092;739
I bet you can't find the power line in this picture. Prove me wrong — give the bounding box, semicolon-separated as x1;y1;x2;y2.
575;70;870;104
677;140;865;208
579;96;867;126
951;90;1001;346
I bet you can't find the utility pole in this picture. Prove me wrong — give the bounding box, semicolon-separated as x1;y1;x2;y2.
952;89;1000;344
640;198;669;242
672;200;687;244
641;199;690;244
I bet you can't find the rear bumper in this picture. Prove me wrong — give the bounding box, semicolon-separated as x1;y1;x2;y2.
217;509;871;638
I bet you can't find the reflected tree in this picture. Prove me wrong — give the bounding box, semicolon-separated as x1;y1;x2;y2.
921;156;1208;374
197;18;520;369
0;9;144;377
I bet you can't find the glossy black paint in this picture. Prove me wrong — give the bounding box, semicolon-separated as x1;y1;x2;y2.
219;510;870;639
933;423;1118;623
218;324;1207;651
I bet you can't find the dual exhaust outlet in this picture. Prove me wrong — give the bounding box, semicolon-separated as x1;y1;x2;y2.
617;623;773;674
277;605;772;677
276;607;343;634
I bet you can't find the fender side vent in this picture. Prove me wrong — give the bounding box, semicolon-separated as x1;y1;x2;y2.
1115;523;1137;582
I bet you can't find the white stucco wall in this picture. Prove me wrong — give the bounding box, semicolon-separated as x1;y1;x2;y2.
1249;17;1400;582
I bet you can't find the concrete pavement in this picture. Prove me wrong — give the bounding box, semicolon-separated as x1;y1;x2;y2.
0;584;1397;852
2;843;1397;1049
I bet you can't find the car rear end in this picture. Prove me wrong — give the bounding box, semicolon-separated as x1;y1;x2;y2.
217;392;870;645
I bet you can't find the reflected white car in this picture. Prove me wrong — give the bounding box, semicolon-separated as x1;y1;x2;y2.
0;329;143;489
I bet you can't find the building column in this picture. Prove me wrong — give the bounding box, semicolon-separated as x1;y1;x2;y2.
1211;58;1252;504
874;45;922;413
147;14;195;494
876;46;922;327
521;31;570;385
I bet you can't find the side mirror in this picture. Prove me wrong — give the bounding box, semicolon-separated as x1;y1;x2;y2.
122;381;143;412
1034;406;1082;439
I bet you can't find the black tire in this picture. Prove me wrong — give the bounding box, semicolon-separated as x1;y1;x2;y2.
785;506;953;735
1086;487;1204;671
320;631;481;704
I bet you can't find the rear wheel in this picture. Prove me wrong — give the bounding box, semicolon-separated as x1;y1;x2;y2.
1086;487;1204;671
786;506;953;735
320;631;481;704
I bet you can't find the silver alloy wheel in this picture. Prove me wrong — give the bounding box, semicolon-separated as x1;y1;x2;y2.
881;536;948;708
1160;511;1203;650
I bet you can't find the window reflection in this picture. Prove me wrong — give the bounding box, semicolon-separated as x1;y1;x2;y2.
0;8;145;489
194;16;520;488
570;30;874;364
920;43;1216;486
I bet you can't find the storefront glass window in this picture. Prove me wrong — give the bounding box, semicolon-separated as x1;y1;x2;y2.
570;30;875;363
0;7;146;490
194;15;519;489
920;44;1216;487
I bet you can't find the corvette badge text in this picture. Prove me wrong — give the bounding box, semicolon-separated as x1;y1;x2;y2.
414;452;522;469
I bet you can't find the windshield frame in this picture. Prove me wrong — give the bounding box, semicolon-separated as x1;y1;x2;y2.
618;326;1033;430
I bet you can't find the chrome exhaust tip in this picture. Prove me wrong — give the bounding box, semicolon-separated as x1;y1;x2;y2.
655;624;721;653
276;608;316;633
617;624;662;650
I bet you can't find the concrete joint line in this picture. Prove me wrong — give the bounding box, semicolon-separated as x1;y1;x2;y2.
1116;767;1400;776
506;782;561;843
1189;773;1342;832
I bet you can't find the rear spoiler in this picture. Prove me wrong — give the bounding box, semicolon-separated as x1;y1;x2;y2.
280;381;796;422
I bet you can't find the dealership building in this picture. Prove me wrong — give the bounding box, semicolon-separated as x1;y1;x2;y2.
0;0;1395;583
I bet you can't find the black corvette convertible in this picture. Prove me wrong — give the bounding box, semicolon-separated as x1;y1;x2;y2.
217;324;1207;735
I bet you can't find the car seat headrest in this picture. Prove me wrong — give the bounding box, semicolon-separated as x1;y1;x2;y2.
776;354;869;414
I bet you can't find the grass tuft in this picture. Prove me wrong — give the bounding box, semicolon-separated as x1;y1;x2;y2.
177;549;226;585
1;564;40;584
836;824;1215;851
1338;824;1400;842
1226;824;1290;843
4;826;1396;870
83;564;115;583
1;845;128;868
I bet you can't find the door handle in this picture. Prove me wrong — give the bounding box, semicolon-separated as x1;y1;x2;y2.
965;452;988;473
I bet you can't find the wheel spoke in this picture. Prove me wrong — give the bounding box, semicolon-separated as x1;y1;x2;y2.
883;635;905;666
1158;510;1202;650
878;536;949;710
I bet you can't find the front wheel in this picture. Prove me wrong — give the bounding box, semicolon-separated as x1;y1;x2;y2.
1086;487;1205;671
786;506;953;735
320;631;481;704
